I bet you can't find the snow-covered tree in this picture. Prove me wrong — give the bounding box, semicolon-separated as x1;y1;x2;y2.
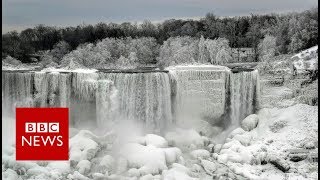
2;56;22;65
157;36;198;67
50;41;71;63
198;35;208;64
258;35;277;61
206;38;232;64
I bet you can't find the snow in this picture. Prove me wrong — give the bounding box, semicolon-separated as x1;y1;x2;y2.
190;149;211;159
144;134;168;148
162;163;196;180
200;160;217;175
76;160;91;174
166;64;230;71
98;155;115;171
67;171;90;180
118;143;168;175
2;169;20;180
291;45;318;72
1;100;317;179
241;114;259;131
165;129;207;152
292;45;318;59
69;130;100;163
47;161;70;174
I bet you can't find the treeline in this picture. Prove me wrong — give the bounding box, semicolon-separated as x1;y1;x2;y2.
2;7;318;63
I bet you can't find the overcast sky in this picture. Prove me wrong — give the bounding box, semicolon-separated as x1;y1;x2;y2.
2;0;318;33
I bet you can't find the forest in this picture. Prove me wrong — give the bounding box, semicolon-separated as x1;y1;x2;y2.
2;7;318;68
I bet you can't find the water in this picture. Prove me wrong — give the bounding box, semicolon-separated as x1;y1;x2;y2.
229;70;260;127
99;72;172;133
167;65;230;127
2;67;260;136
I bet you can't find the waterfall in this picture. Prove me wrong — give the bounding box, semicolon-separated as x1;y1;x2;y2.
59;73;72;107
229;70;260;127
167;65;230;127
2;71;34;117
96;80;118;130
99;72;172;133
1;67;260;134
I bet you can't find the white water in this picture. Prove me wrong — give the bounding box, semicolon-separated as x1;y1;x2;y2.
2;72;34;116
99;73;172;133
167;65;230;127
229;70;260;127
2;67;260;136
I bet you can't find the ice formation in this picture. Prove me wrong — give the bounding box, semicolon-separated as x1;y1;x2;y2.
4;66;316;180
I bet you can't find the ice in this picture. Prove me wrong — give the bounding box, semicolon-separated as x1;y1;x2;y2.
47;161;70;174
2;169;20;180
165;129;206;152
69;130;100;162
162;163;196;180
241;114;259;131
119;143;167;175
67;171;90;180
190;149;210;160
27;166;49;177
76;160;91;174
162;147;183;164
144;134;168;148
200;160;217;175
98;155;115;172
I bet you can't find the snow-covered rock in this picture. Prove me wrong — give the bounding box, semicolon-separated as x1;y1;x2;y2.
228;128;245;139
190;149;210;159
162;147;183;164
92;172;106;180
162;163;196;180
241;114;259;131
67;171;90;180
145;134;168;148
2;169;20;180
269;156;290;172
119;143;167;175
98;155;115;173
127;168;140;177
76;160;91;174
232;133;252;146
200;160;217;175
47;161;70;174
140;174;161;180
69;130;100;163
27;166;49;177
165;129;206;151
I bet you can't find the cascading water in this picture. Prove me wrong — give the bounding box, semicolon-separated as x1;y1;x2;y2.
95;80;118;130
167;65;230;127
2;71;34;117
229;70;260;127
99;72;172;133
1;67;260;136
2;70;173;133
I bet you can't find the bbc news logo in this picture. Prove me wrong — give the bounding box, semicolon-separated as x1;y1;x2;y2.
16;108;69;160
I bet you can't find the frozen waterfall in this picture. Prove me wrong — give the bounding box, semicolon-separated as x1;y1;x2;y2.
229;70;260;127
2;66;260;134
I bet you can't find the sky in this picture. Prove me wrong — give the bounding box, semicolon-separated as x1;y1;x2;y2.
2;0;318;33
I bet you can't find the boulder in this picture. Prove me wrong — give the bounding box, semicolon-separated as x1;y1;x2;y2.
269;156;290;172
190;149;210;159
76;160;91;174
200;160;217;175
145;134;168;148
241;114;259;131
289;154;308;162
228;128;245;139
